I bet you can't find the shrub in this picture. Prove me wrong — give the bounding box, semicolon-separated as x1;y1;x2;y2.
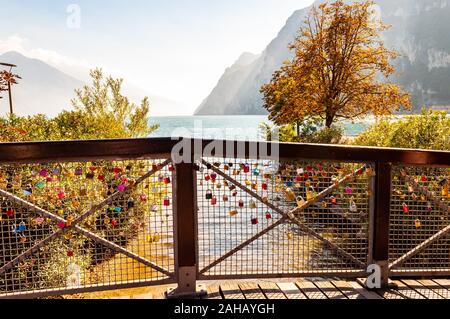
354;109;450;151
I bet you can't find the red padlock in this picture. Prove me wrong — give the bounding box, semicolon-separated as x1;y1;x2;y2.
239;200;244;208
262;183;268;191
266;213;272;220
243;164;250;174
211;196;217;205
402;203;410;214
251;218;259;225
164;197;171;207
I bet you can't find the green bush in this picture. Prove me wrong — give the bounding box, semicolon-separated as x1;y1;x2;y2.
354;109;450;150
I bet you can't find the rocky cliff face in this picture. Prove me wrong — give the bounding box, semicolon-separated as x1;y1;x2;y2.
196;0;450;115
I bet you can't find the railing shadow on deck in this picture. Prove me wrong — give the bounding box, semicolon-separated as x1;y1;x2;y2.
0;138;449;299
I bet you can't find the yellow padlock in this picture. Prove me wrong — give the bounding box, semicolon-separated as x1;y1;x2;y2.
285;188;296;201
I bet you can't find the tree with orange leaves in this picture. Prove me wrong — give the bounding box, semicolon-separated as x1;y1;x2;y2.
261;0;411;129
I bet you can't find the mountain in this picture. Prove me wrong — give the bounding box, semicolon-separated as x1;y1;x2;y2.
0;51;187;117
196;0;450;115
0;51;83;117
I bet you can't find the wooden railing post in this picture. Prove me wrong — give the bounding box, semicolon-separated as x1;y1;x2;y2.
166;162;206;299
370;162;393;289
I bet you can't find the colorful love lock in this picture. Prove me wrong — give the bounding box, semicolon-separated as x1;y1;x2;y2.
224;164;230;171
251;182;258;191
232;191;238;197
36;181;46;190
86;172;95;180
223;194;229;202
427;202;433;212
80;185;88;196
412;193;418;201
147;203;157;213
251;218;259;225
127;198;135;209
164;175;171;185
330;196;337;205
245;179;252;187
262;182;268;191
57;221;66;230
66;216;75;227
67;250;75;257
229;184;237;191
297;168;304;175
407;184;414;193
415;219;422;229
297;196;306;208
229;210;238;217
152;163;159;171
211;173;218;181
266;212;272;220
98;174;106;181
402;203;410;214
306;187;316;202
262;196;269;204
168;164;175;172
238;199;245;208
140;193;148;202
243;164;250;174
35;217;45;226
204;174;211;182
74;167;83;176
23;187;33;197
111;219;118;227
285;188;296;201
39;169;49;177
205;189;213;200
57;191;66;200
211;196;218;206
349;199;358;213
304;180;311;188
253;168;260;177
442;185;449;196
287;232;294;240
163;197;171;207
331;176;339;187
421;175;428;182
295;175;303;183
17;221;27;233
345;187;353;194
249;200;257;209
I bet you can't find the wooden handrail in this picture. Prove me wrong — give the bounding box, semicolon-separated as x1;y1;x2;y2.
0;137;449;166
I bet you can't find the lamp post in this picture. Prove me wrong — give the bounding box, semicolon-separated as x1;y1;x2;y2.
0;62;18;114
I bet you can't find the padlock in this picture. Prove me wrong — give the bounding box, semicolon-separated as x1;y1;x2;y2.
253;168;260;177
295;175;302;183
205;189;213;200
285;188;296;201
232;191;238;197
36;181;46;190
238;199;245;208
140;193;148;202
442;185;449;196
421;175;428;182
297;196;306;208
211;173;218;181
266;212;272;220
251;218;259;225
223;194;229;202
349;199;357;213
75;167;83;176
402;203;409;213
306;187;316;202
427;202;433;212
330;196;337;205
252;182;258;191
415;219;422;229
249;200;257;209
245;179;252;187
229;210;238;217
58;191;66;200
211;196;218;206
262;196;269;204
262;182;268;191
297;168;304;175
243;164;250;174
163;197;171;207
205;174;211;182
345;187;353;194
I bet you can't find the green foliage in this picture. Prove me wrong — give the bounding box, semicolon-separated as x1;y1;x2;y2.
0;68;158;142
354;109;450;150
260;118;344;144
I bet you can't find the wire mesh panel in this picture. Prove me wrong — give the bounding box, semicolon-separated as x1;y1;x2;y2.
389;165;450;274
0;159;175;298
197;157;373;278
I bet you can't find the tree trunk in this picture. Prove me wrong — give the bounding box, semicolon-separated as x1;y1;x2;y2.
296;121;301;136
325;114;334;128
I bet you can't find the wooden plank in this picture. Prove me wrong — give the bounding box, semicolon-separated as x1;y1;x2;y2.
401;280;444;299
314;281;348;299
277;282;307;299
295;280;328;299
258;282;286;299
432;279;450;291
239;283;266;300
330;281;367;299
418;279;449;299
391;280;426;299
204;284;223;299
220;283;245;300
355;278;405;299
348;281;383;300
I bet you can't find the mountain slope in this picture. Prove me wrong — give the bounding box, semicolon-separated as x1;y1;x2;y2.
0;51;83;117
196;0;450;115
0;51;187;117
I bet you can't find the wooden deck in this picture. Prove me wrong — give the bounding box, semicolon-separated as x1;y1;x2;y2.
195;278;450;300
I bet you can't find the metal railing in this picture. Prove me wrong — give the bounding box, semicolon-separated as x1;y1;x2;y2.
0;138;449;298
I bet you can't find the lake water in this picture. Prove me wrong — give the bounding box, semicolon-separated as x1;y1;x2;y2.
149;115;372;140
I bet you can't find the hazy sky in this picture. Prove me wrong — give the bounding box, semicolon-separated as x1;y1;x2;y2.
0;0;314;114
